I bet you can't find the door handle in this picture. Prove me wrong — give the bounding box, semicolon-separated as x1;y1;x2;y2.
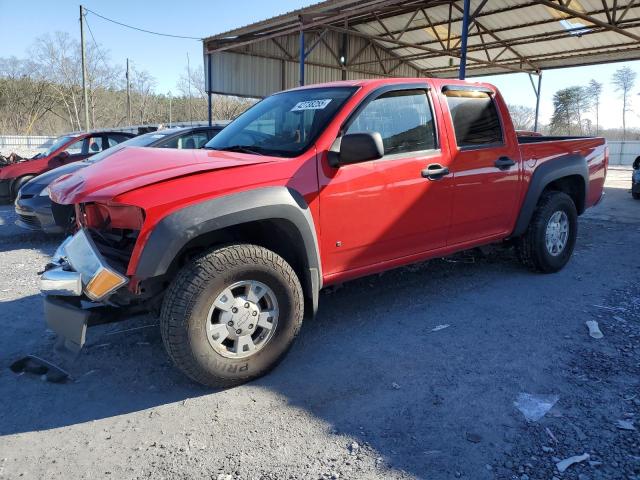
421;164;450;180
495;156;516;170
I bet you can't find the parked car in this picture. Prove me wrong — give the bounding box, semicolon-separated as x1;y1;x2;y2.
633;156;640;200
41;78;607;387
15;125;227;233
0;131;135;202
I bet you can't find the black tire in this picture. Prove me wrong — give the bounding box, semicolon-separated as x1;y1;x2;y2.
516;191;578;273
160;244;304;388
633;191;640;200
11;175;34;201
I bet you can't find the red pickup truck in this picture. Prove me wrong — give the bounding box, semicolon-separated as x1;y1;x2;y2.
41;78;607;387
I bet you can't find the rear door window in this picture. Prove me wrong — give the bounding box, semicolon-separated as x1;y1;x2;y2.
444;90;503;148
346;89;436;156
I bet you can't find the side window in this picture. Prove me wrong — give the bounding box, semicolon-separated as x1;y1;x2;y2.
63;138;84;156
156;132;209;149
106;134;130;147
177;132;209;149
87;135;104;153
346;89;436;156
444;90;503;148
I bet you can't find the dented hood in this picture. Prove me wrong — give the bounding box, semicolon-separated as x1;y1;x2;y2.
49;146;278;204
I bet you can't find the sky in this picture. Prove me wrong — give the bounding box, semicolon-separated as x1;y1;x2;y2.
1;0;640;129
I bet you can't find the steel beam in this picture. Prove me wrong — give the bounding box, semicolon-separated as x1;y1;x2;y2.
207;53;212;126
299;28;305;86
534;72;542;132
459;0;471;79
538;0;640;42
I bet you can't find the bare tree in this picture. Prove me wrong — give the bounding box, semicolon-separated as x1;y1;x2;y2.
508;105;536;131
588;79;602;135
0;57;58;134
612;66;637;140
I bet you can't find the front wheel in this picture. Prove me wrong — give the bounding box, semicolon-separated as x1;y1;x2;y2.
516;191;578;273
160;244;304;387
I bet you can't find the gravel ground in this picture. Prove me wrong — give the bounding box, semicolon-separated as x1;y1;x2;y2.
0;167;638;480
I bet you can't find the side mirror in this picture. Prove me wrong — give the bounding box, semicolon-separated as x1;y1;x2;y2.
329;132;384;167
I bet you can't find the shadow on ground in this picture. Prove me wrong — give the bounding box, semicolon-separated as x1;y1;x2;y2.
0;186;637;479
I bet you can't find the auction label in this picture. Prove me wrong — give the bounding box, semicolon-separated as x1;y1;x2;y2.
291;99;332;111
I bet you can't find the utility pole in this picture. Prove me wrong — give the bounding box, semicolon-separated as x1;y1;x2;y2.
79;5;90;131
186;52;193;125
126;58;132;126
168;91;172;127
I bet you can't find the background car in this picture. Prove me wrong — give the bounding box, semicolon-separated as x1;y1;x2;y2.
633;156;640;200
15;124;227;233
0;131;135;202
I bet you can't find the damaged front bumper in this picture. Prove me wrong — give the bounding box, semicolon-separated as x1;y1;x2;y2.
40;229;129;351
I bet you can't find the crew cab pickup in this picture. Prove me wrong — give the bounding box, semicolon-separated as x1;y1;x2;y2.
41;78;607;387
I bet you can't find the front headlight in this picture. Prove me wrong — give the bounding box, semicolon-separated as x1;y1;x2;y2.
39;186;50;197
63;229;128;301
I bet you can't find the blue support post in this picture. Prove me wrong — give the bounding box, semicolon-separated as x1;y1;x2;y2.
299;29;305;86
207;53;212;126
458;0;471;80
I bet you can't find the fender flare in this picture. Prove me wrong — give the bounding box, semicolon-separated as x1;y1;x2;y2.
511;154;588;238
135;186;322;314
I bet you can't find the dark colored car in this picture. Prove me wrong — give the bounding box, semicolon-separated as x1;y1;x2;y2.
633;156;640;200
15;125;226;233
0;131;135;202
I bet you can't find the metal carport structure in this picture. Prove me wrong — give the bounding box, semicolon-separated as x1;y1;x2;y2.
202;0;640;129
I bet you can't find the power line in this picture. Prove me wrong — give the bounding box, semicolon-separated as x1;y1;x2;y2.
84;7;202;40
83;14;111;72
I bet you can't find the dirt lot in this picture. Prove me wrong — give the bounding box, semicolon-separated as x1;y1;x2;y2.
0;167;638;480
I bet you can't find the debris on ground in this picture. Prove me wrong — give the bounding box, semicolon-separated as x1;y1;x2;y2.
514;393;559;422
556;453;590;473
615;419;636;431
9;355;70;383
585;320;604;339
431;324;450;332
348;442;359;455
391;382;401;390
465;432;482;443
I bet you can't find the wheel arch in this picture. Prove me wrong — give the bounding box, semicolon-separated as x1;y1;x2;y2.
511;154;588;238
135;187;321;316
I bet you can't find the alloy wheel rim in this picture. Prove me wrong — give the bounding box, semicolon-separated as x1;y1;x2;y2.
206;280;279;359
545;210;569;257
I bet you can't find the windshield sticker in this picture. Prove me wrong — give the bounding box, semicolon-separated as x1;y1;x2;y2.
291;99;332;111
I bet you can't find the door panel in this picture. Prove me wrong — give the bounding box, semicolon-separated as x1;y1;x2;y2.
318;86;454;276
441;88;521;244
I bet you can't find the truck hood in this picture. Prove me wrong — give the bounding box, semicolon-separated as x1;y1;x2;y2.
49;147;279;204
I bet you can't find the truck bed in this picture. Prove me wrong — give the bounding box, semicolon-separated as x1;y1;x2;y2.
518;136;608;209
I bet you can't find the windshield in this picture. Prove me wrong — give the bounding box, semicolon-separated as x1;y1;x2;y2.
83;132;167;163
205;87;357;157
36;135;78;158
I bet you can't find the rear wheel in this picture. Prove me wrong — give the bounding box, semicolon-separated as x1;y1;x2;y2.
516;191;578;273
160;244;304;387
11;175;34;201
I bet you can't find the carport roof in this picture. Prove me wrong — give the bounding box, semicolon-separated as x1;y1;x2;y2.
203;0;640;77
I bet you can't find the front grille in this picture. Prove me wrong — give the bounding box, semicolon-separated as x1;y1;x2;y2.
51;202;75;230
18;213;41;229
87;229;137;272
